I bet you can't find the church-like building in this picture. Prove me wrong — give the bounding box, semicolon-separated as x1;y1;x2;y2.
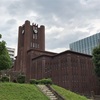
14;20;100;95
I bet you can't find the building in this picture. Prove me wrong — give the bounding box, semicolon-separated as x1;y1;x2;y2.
70;32;100;55
13;20;100;95
32;50;99;95
14;20;46;74
7;47;15;61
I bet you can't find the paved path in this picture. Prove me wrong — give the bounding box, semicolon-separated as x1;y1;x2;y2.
37;85;58;100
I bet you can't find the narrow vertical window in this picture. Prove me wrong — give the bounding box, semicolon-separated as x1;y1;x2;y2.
38;44;39;48
35;34;37;39
31;42;32;47
35;43;37;48
33;43;35;48
33;34;35;39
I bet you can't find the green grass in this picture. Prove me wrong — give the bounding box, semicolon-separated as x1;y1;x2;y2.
0;83;89;100
51;85;88;100
0;83;49;100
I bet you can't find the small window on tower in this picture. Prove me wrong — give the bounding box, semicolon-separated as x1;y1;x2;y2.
33;43;35;47
37;44;39;48
31;42;32;47
35;43;37;48
33;34;35;39
35;34;37;39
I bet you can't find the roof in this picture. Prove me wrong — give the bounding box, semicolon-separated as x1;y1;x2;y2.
53;50;92;57
32;50;92;61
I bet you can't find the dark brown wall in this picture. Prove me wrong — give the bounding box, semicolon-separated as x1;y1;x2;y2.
50;52;100;95
26;50;56;81
31;51;100;95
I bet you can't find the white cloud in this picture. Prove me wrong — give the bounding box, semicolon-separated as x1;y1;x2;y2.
0;0;100;56
46;26;64;34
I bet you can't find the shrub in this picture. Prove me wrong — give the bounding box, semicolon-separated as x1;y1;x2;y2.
40;78;52;84
30;78;52;85
17;75;25;83
40;79;47;84
13;79;17;83
46;78;52;85
1;76;10;82
30;79;39;84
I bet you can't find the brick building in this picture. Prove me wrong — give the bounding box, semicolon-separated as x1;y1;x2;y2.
14;20;100;95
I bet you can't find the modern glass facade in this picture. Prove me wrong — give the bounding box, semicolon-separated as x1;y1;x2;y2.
70;32;100;55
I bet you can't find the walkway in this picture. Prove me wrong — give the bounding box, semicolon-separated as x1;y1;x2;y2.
37;85;65;100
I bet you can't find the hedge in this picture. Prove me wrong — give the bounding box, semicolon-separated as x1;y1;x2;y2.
30;78;52;85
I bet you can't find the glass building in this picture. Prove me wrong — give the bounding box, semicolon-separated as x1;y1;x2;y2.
70;32;100;55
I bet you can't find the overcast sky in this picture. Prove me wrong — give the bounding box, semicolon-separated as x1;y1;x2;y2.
0;0;100;55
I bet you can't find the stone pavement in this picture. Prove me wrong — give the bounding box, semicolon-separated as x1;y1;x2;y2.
37;85;58;100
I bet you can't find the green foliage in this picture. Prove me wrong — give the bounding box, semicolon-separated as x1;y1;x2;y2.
40;78;52;84
30;79;39;84
0;83;49;100
1;76;10;82
17;75;26;83
30;78;52;85
0;34;12;71
0;34;2;38
52;85;88;100
92;45;100;78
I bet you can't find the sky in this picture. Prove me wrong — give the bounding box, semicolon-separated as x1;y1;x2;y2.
0;0;100;55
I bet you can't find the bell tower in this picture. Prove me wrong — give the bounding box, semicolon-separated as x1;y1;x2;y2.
15;20;45;73
17;20;45;53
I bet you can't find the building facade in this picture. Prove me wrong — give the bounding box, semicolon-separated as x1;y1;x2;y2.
13;20;100;95
7;47;15;61
32;51;100;95
70;32;100;55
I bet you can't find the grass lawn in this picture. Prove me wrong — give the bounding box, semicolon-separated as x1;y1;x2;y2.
0;83;49;100
0;82;89;100
51;85;88;100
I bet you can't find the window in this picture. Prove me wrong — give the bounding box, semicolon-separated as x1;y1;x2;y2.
37;44;39;48
35;34;37;39
31;42;32;47
33;34;35;39
33;43;35;47
34;43;37;48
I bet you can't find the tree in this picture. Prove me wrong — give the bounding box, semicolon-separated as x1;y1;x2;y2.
0;34;12;71
92;45;100;79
